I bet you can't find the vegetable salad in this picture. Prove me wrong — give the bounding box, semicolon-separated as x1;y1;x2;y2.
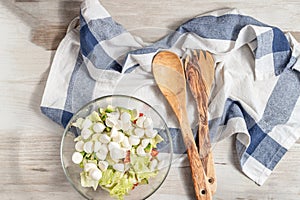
71;105;164;200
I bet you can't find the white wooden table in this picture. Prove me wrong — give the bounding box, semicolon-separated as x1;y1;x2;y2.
0;1;299;199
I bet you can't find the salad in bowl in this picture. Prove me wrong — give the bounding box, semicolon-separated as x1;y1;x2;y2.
61;95;173;200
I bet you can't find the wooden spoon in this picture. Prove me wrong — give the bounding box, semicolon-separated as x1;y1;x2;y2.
152;51;212;200
185;50;217;194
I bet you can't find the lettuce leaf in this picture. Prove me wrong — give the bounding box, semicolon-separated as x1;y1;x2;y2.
110;174;134;200
80;171;99;191
88;111;101;122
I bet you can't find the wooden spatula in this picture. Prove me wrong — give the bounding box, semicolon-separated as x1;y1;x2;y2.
185;50;217;194
152;51;212;200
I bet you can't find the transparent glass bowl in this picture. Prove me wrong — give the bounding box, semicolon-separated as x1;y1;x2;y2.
60;95;173;200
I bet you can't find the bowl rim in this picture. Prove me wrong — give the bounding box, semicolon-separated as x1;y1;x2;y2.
60;94;173;200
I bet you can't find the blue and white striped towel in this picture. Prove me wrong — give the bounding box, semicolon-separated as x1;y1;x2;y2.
41;0;300;185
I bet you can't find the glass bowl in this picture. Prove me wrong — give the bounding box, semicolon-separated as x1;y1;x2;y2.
60;95;173;200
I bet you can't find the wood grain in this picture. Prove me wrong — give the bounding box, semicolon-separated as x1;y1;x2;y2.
185;51;217;194
0;1;300;200
185;51;214;158
153;51;212;200
2;0;300;50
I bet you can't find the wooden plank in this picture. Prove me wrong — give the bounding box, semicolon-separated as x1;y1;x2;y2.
2;0;300;49
0;130;299;199
0;1;300;200
15;0;39;2
31;24;67;51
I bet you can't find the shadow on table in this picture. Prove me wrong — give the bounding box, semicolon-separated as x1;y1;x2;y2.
1;0;82;50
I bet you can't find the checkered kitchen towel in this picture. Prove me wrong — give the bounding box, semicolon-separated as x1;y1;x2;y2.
41;0;300;185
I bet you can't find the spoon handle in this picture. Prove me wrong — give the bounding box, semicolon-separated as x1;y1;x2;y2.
151;51;212;200
185;50;217;194
197;110;217;194
180;113;212;200
196;97;217;194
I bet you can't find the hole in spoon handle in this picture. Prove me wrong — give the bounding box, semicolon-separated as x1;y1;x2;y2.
200;189;207;195
208;177;214;184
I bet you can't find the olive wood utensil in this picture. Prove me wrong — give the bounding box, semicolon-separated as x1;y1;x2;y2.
152;51;212;200
185;50;217;194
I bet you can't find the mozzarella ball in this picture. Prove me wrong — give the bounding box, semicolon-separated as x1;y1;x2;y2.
75;141;84;152
72;152;83;164
93;122;106;133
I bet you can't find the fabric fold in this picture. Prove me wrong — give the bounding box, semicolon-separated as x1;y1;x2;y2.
41;0;300;186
